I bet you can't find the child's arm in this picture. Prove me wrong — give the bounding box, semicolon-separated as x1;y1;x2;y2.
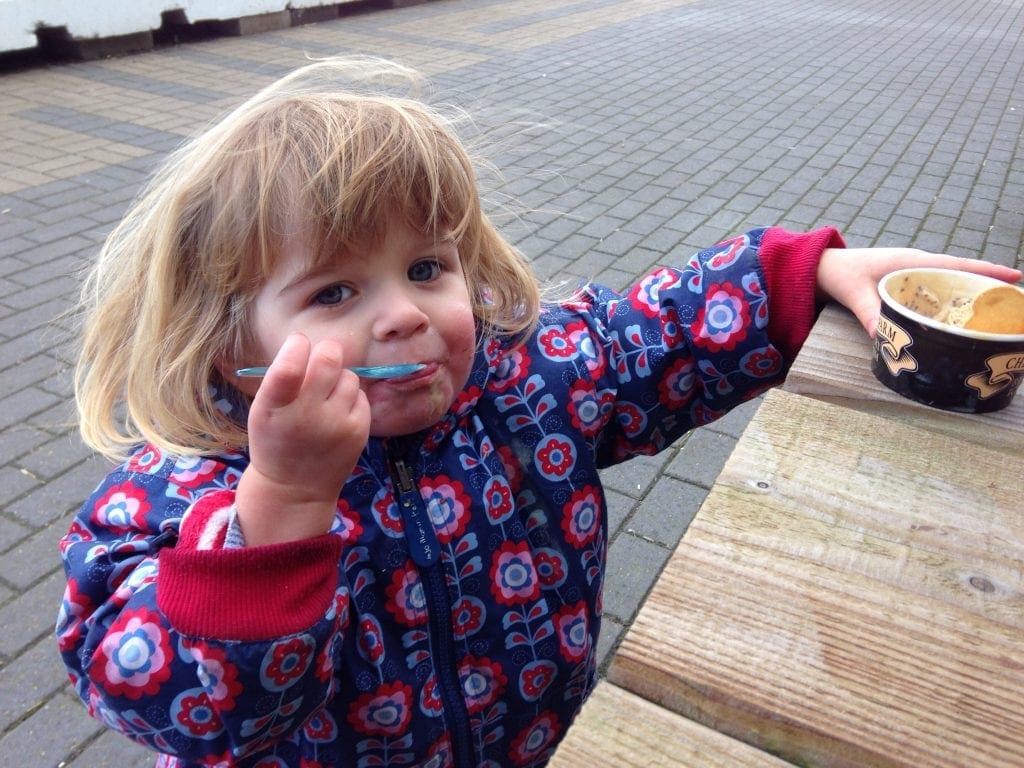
816;247;1022;336
235;332;370;545
557;226;1022;464
57;454;347;761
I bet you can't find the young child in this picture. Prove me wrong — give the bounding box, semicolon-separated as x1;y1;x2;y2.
57;58;1019;768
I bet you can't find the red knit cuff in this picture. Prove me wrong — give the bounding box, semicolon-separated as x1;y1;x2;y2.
760;225;846;361
158;534;342;641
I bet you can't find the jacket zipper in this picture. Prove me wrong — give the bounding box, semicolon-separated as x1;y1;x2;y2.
392;456;440;567
389;451;475;766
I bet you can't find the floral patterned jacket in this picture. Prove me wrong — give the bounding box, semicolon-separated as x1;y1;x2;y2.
57;226;843;767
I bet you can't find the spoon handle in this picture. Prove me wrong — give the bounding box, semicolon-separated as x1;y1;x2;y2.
236;363;425;379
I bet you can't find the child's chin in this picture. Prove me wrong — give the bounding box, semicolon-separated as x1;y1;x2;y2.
369;405;452;438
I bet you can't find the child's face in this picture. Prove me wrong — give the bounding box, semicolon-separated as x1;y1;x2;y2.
241;212;478;437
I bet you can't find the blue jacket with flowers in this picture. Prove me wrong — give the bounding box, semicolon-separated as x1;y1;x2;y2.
57;227;842;767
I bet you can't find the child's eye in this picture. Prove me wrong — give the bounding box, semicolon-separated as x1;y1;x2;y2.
408;259;441;282
313;283;353;306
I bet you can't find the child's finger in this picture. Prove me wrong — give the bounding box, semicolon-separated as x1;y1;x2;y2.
945;258;1021;283
257;333;312;407
302;339;352;400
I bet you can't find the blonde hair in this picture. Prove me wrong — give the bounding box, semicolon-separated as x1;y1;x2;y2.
75;57;540;460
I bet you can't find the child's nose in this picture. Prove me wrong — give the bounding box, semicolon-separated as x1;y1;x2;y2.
371;291;429;339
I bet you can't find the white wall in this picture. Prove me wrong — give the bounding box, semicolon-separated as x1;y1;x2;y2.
0;0;358;54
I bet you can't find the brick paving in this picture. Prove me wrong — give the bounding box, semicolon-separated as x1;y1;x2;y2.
0;0;1021;765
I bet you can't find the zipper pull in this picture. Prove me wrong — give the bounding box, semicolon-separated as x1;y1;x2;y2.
392;457;440;567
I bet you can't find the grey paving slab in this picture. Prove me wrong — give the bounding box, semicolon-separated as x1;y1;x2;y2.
0;0;1021;764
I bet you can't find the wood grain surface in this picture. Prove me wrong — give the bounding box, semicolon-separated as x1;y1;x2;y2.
608;388;1024;768
783;303;1024;451
548;681;791;767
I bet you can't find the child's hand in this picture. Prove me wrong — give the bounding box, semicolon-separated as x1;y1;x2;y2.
817;248;1022;337
235;333;371;545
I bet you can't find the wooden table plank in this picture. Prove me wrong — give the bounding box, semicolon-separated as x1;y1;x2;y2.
608;388;1024;768
549;681;792;767
783;303;1024;452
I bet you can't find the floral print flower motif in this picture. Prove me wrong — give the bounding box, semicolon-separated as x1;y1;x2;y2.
691;400;725;428
328;588;351;629
741;270;769;328
332;499;363;543
459;655;508;714
740;345;782;378
59;519;95;555
658;356;697;411
628;268;681;319
371;487;404;537
185;749;235;767
421;736;452;768
555;601;590;663
614;401;647;438
422;475;471;544
453;384;483;417
169;455;222;488
534;434;576;480
303;709;338;743
681;252;704;293
171;688;223;738
518;660;557;702
56;578;92;652
690;282;750;352
483;475;514;525
347;681;414;737
538;325;578;361
357;615;386;667
560;486;601;548
58;520;93;555
707;236;747;270
419;673;444;717
260;635;314;691
567;381;614;438
451;595;486;640
93;607;172;699
126;445;165;475
385;561;428;626
315;638;334;685
490;347;532;393
508;710;562;766
483;336;504;362
533;547;568;589
182;641;242;710
490;541;540;606
660;305;687;350
91;481;151;534
566;319;606;376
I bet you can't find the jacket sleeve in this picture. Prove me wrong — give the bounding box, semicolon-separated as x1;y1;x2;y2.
560;226;843;464
56;446;348;762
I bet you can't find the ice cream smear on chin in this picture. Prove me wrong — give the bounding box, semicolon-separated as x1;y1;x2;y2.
900;282;1024;334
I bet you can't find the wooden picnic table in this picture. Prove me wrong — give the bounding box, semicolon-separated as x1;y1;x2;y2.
782;304;1024;450
551;304;1024;767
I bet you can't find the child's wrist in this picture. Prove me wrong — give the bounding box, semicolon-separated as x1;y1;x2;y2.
235;467;339;545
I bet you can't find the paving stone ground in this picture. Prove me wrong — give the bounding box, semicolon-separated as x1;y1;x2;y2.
0;0;1021;765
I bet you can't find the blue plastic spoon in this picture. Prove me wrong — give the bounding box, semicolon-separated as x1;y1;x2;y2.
236;363;426;379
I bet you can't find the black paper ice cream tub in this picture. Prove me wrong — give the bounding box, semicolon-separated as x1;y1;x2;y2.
872;268;1024;413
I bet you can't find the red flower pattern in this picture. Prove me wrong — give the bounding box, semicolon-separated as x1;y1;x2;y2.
261;636;314;690
347;681;414;737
